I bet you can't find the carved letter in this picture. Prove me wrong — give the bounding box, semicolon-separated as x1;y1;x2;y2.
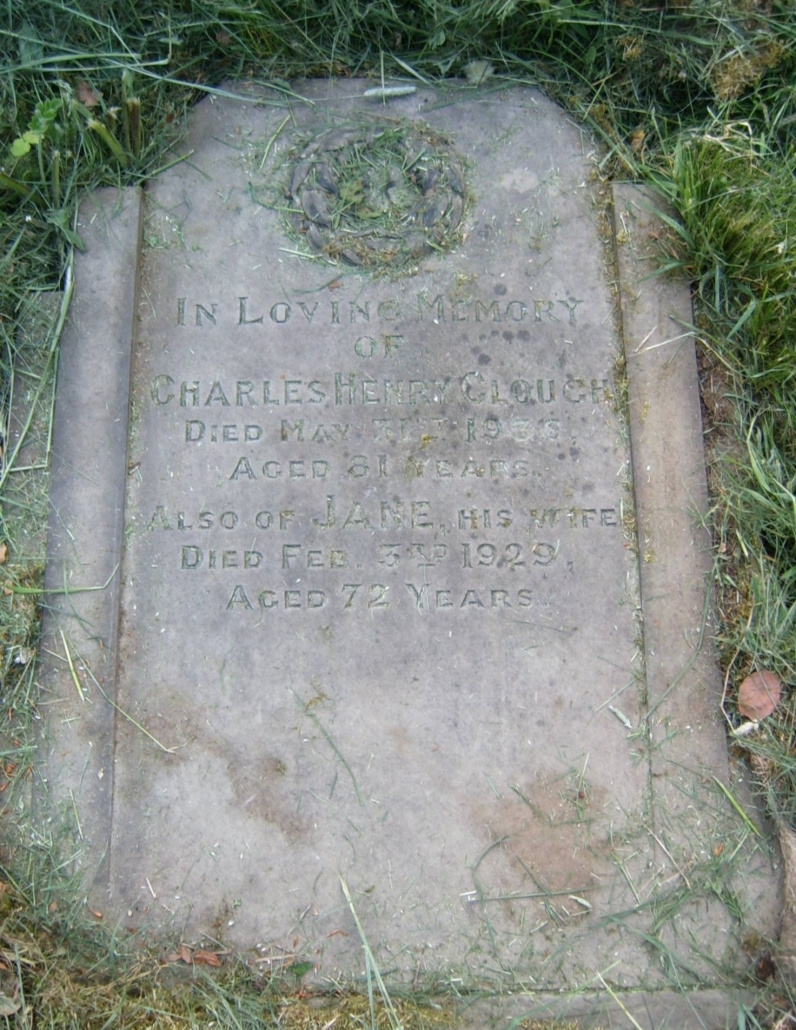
238;297;264;325
226;585;253;610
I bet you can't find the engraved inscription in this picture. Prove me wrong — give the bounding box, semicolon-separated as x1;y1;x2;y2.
175;290;587;328
138;281;618;615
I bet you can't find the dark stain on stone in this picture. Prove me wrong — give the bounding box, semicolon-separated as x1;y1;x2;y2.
469;771;612;912
229;755;306;843
478;353;491;366
494;283;507;295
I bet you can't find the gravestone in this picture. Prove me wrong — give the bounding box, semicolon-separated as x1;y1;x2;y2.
39;81;778;1019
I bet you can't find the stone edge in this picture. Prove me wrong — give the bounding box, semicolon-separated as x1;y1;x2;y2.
612;182;729;789
455;986;753;1029
612;183;780;950
37;186;143;888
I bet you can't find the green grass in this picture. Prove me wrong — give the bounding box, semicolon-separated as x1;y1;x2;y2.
2;0;796;1025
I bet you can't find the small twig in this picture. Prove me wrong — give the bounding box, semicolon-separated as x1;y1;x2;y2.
4;564;119;595
259;113;290;171
472;836;508;871
13;946;28;1029
645;826;691;889
0;261;72;494
340;877;403;1030
59;629;85;704
364;85;417;100
720;608;754;731
472;886;596;902
294;693;363;806
638;329;693;354
712;776;761;836
69;788;83;839
633;324;657;353
613;854;641;905
147;149;195;177
76;646;177;754
596;973;645;1030
608;704;633;729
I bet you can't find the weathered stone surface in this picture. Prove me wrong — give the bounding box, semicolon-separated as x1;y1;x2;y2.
614;185;780;952
39;82;778;991
38;188;143;875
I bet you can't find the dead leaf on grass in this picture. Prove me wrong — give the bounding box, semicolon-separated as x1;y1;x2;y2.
77;81;102;107
194;949;222;967
178;943;192;964
739;670;781;720
0;543;7;565
629;128;645;151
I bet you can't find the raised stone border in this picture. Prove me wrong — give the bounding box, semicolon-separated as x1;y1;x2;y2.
614;184;727;793
458;985;755;1029
38;187;143;879
33;87;779;1025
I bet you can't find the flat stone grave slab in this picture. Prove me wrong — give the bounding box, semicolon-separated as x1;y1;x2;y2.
38;80;778;1006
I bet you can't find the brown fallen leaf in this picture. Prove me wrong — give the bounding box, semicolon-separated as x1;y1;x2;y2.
629;129;645;152
89;909;103;920
0;543;7;565
178;943;192;964
77;81;102;107
739;670;781;721
194;949;221;967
